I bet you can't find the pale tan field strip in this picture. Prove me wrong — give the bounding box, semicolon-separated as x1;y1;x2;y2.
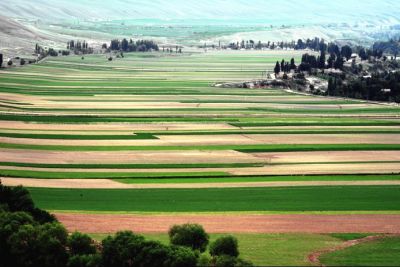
1;162;399;175
3;149;400;165
0;149;260;164
55;213;400;234
252;151;400;164
2;134;400;146
0;121;237;131
3;178;400;189
230;163;400;176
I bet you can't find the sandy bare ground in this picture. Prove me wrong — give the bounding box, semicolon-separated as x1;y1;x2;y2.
2;133;400;146
231;162;400;175
3;178;400;189
252;151;400;164
0;149;260;164
55;213;400;234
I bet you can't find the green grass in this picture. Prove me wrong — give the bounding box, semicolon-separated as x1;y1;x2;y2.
320;236;400;266
114;174;400;184
28;185;400;212
90;233;341;266
0;132;158;140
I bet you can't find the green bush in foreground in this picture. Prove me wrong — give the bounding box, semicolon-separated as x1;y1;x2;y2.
169;223;209;252
210;236;239;257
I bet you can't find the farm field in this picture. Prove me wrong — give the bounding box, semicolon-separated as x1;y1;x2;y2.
1;50;400;265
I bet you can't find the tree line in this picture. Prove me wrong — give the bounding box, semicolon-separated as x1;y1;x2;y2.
104;39;159;52
0;182;253;267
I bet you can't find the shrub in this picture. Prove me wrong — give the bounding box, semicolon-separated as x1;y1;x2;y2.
209;236;239;257
213;255;254;267
166;246;197;267
214;255;237;267
67;254;102;267
101;231;145;267
8;222;69;267
168;223;209;252
67;232;97;256
197;254;211;266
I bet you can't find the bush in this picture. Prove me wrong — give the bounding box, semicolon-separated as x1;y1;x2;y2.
197;254;211;266
209;236;239;257
67;232;97;256
0;212;35;265
8;222;69;267
213;255;254;267
169;224;209;252
166;246;197;267
67;254;102;267
101;231;145;267
214;255;237;267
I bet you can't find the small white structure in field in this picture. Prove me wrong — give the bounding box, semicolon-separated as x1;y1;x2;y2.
381;88;391;93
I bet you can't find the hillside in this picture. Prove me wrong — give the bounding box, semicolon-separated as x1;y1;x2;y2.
0;0;399;24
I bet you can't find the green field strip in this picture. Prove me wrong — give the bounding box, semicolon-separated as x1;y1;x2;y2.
248;107;400;114
1;143;400;152
149;129;400;135
1;113;399;125
0;169;230;179
230;121;400;127
28;185;400;212
0;162;263;169
0;132;158;140
113;174;400;184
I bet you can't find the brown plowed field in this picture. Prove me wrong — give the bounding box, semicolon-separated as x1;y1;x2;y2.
55;213;400;234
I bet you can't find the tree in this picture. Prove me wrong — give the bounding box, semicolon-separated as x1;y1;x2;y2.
7;222;69;267
209;236;239;257
0;212;35;265
319;51;326;69
67;254;101;267
290;58;296;70
0;53;3;67
165;246;197;267
168;223;209;252
102;231;145;267
67;232;97;256
359;48;368;61
7;60;13;66
327;54;336;68
274;61;281;75
121;39;129;52
341;45;353;61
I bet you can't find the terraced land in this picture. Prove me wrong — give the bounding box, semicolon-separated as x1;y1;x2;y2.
1;50;400;265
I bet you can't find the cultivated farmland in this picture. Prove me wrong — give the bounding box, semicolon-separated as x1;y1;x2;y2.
1;50;400;265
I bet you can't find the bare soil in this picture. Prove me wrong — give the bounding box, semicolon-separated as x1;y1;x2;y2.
55;213;400;234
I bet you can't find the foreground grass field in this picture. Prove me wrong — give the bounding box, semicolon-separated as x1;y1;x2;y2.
29;186;400;212
90;233;342;266
320;236;400;266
